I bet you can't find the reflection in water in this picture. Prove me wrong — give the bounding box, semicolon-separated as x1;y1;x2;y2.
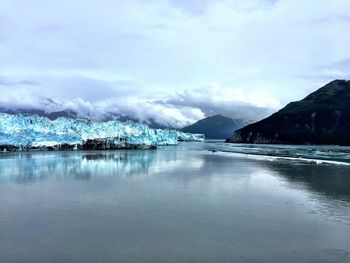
1;148;350;262
2;149;350;204
265;161;350;202
255;159;350;224
0;149;204;183
0;151;160;182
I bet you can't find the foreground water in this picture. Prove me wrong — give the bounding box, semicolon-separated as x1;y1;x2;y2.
1;141;350;262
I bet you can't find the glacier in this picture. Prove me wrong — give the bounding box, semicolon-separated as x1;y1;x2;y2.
0;113;205;151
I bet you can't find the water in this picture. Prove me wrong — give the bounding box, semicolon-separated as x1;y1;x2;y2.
1;141;350;262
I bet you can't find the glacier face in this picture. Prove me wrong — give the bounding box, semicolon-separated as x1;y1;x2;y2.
0;113;205;151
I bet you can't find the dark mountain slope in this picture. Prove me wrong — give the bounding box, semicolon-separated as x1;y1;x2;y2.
182;114;246;139
228;80;350;145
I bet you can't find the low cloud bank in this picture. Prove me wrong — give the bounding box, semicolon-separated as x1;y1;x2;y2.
0;82;278;128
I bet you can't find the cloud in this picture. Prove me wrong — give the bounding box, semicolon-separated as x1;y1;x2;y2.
170;0;213;15
163;83;279;121
0;78;278;127
0;0;349;126
171;0;281;16
0;94;205;128
0;76;40;87
296;58;350;87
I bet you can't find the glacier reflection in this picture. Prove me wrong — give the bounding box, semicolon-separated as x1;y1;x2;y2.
1;146;350;263
0;151;162;183
1;147;350;206
0;149;206;184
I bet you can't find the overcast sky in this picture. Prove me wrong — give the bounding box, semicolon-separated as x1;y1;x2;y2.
0;0;349;127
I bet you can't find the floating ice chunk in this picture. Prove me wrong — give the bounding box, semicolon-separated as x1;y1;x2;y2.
0;113;204;151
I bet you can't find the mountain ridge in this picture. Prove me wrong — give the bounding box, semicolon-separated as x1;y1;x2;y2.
227;80;350;145
0;106;176;129
182;114;246;139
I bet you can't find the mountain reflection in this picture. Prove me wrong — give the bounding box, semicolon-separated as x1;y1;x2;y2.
2;149;350;207
264;161;350;202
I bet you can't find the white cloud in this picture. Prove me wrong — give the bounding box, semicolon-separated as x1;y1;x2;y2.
178;83;280;108
0;80;278;127
0;0;349;124
164;83;279;121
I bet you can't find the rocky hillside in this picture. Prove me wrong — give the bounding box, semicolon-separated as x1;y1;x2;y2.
182;114;246;139
227;80;350;145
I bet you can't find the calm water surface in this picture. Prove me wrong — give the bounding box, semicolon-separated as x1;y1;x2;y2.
1;142;350;262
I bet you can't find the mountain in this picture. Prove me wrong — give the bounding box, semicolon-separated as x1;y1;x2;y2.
0;107;174;129
227;80;350;145
116;115;171;129
0;107;78;120
182;114;246;139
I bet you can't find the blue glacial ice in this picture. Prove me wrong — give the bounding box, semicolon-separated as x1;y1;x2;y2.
0;113;205;151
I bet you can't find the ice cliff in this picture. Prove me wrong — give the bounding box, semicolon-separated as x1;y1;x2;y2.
0;113;205;151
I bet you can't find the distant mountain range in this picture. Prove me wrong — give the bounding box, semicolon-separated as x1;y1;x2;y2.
0;106;170;128
228;80;350;145
182;114;246;139
0;105;249;138
0;107;78;120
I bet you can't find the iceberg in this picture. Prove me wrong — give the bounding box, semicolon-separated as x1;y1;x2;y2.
0;113;205;151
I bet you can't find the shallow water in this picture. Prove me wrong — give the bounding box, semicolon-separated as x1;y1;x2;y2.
1;142;350;262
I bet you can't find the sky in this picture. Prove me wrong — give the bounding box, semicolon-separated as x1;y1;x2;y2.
0;0;349;127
